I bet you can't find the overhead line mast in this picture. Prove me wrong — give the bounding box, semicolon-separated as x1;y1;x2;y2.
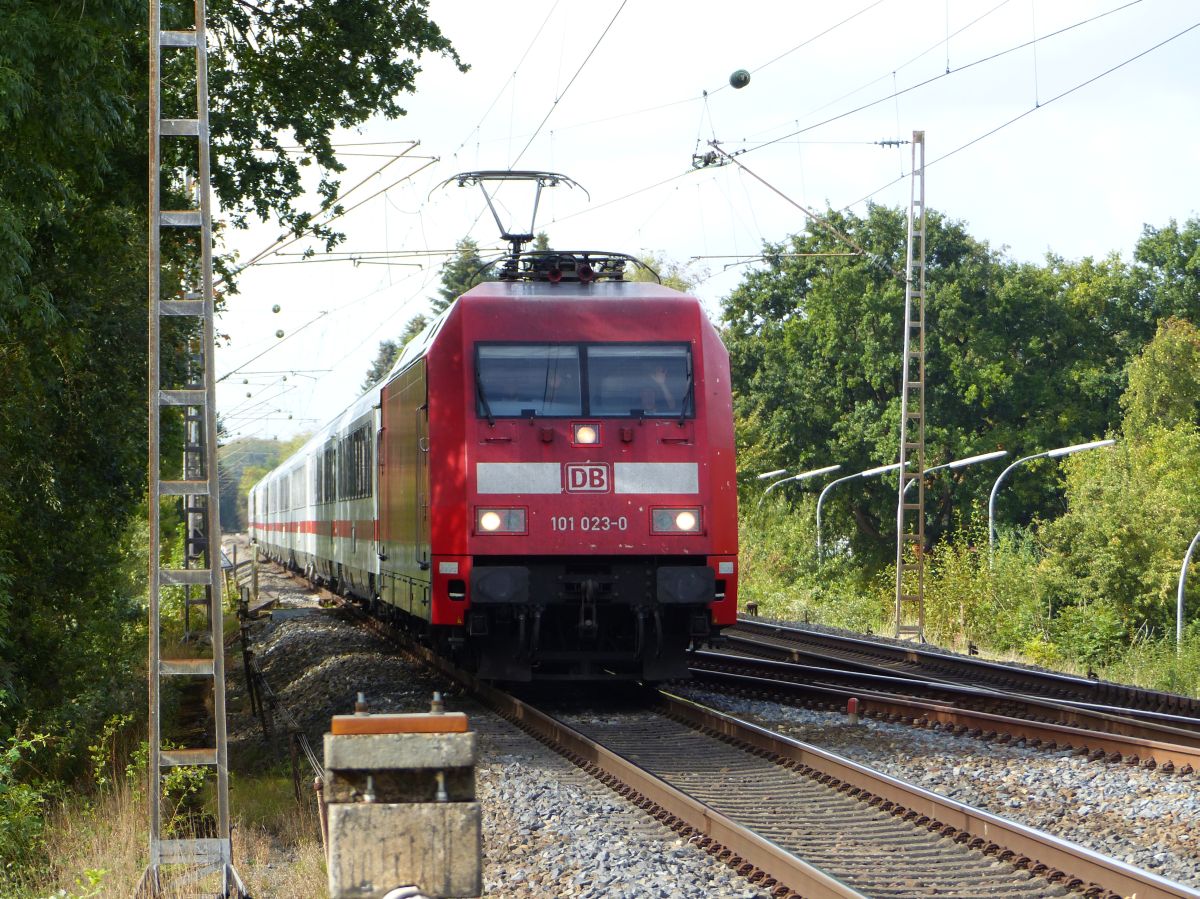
141;0;246;891
894;130;927;642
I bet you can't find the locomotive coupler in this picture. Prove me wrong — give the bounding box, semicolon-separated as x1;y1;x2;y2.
516;609;528;657
529;607;543;658
578;578;600;640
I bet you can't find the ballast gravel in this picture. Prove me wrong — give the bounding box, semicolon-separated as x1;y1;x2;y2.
677;685;1200;889
228;563;769;898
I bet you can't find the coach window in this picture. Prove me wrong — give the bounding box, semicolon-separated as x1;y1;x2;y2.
476;345;582;418
587;344;692;417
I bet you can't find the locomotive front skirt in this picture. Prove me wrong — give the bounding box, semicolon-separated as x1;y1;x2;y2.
250;278;738;681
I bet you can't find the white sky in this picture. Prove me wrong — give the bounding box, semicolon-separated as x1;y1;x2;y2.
215;0;1200;442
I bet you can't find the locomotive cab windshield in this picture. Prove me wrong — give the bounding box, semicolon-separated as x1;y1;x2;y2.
475;342;693;419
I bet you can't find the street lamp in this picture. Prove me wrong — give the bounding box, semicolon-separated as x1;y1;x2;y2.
755;469;788;480
758;465;842;508
1178;528;1200;650
817;462;901;558
902;450;1010;495
987;439;1116;553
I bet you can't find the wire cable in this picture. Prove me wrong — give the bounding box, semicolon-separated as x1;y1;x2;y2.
508;0;629;169
842;16;1200;210
735;0;1144;158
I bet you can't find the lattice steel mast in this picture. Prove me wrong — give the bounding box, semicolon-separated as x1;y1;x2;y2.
142;0;244;890
894;131;927;641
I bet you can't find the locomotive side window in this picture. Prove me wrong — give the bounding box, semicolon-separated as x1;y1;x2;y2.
476;345;582;418
587;344;692;418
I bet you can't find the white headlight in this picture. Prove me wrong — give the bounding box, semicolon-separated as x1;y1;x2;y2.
573;423;600;445
651;507;702;534
476;508;526;534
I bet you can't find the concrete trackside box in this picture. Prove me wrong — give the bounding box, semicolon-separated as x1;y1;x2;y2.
324;704;481;898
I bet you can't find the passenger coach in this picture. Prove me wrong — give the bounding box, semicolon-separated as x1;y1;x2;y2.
250;258;738;680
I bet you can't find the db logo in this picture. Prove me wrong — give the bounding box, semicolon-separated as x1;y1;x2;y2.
565;463;610;493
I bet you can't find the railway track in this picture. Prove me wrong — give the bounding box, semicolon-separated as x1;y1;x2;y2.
689;648;1200;773
727;618;1200;721
279;573;1198;898
324;604;1192;898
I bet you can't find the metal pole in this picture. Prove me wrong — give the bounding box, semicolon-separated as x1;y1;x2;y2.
816;464;899;560
902;450;1008;495
988;440;1115;557
1178;529;1200;649
758;465;841;508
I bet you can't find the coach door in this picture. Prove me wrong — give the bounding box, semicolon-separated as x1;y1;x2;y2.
380;359;431;617
416;398;431;575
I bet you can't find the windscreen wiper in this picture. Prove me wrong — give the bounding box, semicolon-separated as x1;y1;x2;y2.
679;361;694;423
476;368;495;426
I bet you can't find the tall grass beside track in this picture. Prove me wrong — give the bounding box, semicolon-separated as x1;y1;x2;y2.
8;737;327;898
739;499;1200;697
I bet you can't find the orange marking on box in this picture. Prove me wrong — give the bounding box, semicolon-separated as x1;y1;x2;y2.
330;712;469;735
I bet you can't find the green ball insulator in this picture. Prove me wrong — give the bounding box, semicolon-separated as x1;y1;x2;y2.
272;304;281;313
275;329;285;339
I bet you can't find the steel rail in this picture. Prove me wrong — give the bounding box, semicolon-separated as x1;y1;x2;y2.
732;618;1200;716
690;661;1200;773
725;630;1200;730
696;648;1200;746
291;572;1196;898
386;637;863;898
658;691;1199;899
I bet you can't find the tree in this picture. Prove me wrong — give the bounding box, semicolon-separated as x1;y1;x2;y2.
362;339;401;391
627;251;707;293
722;205;1135;560
1131;217;1200;326
0;0;464;777
361;314;428;391
1121;317;1200;437
432;237;488;312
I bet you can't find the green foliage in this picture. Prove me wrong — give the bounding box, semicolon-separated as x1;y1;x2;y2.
1103;624;1200;695
206;0;464;242
432;237;489;312
0;733;49;882
738;497;891;631
361;313;429;391
224;434;312;531
43;867;108;899
627;251;708;292
0;1;464;852
1037;426;1200;635
86;715;135;794
1130;218;1200;325
1121;317;1200;437
724;205;1148;563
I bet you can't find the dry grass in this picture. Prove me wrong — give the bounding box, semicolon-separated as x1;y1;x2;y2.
23;774;326;898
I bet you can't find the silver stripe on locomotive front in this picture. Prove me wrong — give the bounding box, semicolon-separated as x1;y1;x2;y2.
614;462;698;494
475;462;699;494
476;462;562;494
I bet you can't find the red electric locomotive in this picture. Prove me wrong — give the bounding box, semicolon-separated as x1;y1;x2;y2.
249;174;738;681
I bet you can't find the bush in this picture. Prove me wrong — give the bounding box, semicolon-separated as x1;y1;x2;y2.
0;733;50;886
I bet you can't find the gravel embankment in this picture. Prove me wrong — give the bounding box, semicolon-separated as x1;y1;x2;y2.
676;686;1200;889
227;558;770;898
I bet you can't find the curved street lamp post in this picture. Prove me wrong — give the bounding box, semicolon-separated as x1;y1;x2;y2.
817;463;901;559
1178;529;1200;650
987;439;1116;556
758;465;842;508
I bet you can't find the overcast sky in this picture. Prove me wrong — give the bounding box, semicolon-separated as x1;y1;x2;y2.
216;0;1200;443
